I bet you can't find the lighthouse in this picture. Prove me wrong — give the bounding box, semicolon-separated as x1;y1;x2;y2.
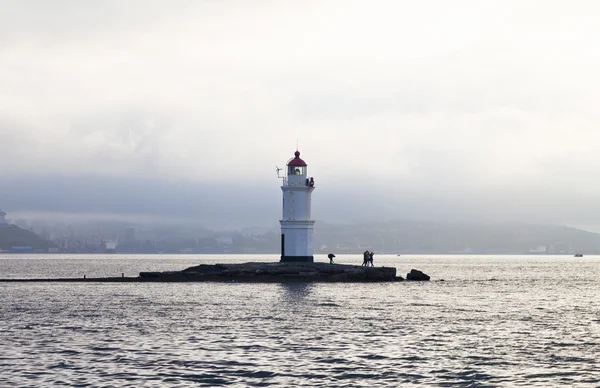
279;150;316;262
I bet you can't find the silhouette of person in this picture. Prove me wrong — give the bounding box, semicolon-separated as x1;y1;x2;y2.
369;251;374;267
328;253;335;264
362;250;370;267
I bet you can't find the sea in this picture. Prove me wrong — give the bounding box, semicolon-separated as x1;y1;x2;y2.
1;254;600;387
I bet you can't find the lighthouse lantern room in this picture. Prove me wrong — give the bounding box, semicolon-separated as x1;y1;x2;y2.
279;150;316;262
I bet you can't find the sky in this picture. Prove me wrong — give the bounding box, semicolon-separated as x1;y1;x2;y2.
1;0;600;230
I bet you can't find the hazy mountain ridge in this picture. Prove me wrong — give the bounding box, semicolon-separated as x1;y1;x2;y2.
5;220;600;254
313;221;600;254
0;225;57;252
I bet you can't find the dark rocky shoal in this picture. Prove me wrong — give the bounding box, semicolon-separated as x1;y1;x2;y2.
140;262;400;282
0;262;432;283
0;262;413;283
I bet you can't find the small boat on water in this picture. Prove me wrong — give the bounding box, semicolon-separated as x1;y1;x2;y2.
574;253;583;257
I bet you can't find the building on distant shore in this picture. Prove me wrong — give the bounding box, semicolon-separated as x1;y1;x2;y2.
0;209;8;227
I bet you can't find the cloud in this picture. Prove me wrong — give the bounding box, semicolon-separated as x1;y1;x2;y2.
1;0;600;229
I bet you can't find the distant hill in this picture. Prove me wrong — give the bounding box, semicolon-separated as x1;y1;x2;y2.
0;225;56;251
312;220;600;254
9;218;599;254
182;220;600;255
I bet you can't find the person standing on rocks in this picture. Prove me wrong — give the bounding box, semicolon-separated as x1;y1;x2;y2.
362;250;370;266
369;251;375;267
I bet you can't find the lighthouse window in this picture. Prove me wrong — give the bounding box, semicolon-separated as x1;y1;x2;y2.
289;166;305;175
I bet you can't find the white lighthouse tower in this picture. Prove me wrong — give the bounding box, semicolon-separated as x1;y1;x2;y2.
279;150;316;262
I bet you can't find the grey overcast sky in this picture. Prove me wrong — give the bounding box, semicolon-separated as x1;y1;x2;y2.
1;0;600;230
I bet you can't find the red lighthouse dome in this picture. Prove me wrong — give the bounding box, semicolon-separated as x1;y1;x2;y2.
287;151;308;176
287;151;307;167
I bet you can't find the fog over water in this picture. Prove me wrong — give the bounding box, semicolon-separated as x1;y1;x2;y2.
2;1;600;230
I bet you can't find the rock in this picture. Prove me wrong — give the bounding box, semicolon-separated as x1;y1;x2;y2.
141;262;397;282
182;264;228;274
406;269;430;281
299;272;318;277
347;269;367;280
139;272;161;278
330;273;350;281
4;262;401;283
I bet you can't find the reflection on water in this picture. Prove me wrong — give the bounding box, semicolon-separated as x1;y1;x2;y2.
1;254;600;387
279;282;313;305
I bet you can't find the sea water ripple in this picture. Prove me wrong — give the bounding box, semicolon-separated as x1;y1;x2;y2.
1;254;600;387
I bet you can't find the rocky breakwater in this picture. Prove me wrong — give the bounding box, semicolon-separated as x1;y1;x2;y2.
140;262;399;282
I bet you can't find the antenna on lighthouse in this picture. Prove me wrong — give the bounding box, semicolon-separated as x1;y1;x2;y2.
275;165;282;178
